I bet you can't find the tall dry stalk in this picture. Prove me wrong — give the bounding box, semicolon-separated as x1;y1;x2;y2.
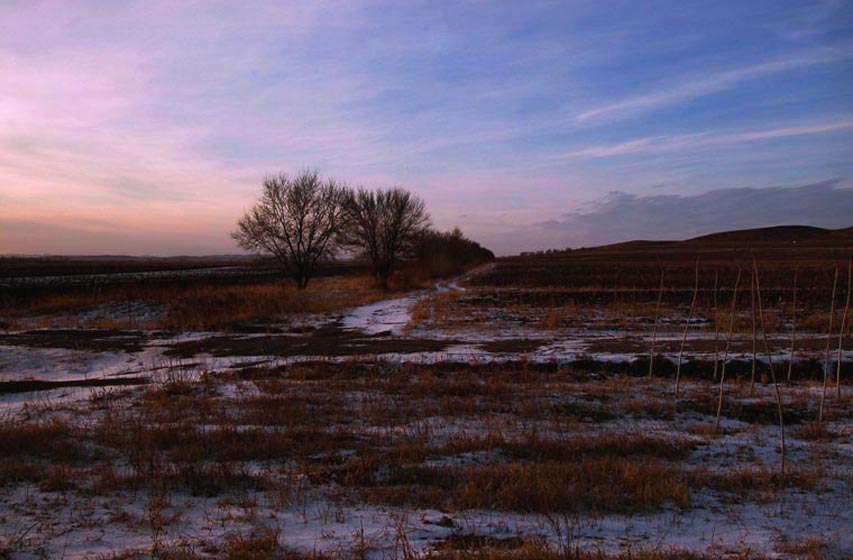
750;264;757;396
753;258;786;474
612;277;619;308
712;271;720;383
630;284;637;323
715;269;742;432
676;260;700;398
648;269;665;379
787;270;797;383
819;266;838;424
836;262;851;399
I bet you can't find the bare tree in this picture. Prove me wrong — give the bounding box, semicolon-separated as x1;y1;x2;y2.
232;170;348;289
341;187;430;286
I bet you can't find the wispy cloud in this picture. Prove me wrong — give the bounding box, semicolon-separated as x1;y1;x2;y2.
576;50;853;124
560;117;853;159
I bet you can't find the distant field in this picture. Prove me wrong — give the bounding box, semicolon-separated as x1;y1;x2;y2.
0;257;375;331
0;255;261;278
480;226;853;294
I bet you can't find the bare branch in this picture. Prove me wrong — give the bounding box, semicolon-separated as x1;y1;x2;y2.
232;170;349;289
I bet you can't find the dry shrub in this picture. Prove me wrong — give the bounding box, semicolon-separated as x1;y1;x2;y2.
433;534;529;552
38;464;79;492
408;290;466;329
167;462;261;497
0;459;49;486
163;274;385;330
386;266;433;291
253;376;291;394
687;423;719;436
238;393;336;427
6;272;393;331
458;459;691;514
362;457;690;515
1;460;92;493
504;433;694;461
396;369;513;399
0;418;88;463
621;397;676;420
790;421;831;442
218;527;338;559
424;546;718;559
221;528;282;560
774;535;830;560
537;304;577;330
692;466;820;495
89;463;136;494
118;419;358;466
154;549;201;560
436;432;695;463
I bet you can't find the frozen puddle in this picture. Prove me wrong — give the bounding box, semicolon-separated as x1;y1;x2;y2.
341;282;464;336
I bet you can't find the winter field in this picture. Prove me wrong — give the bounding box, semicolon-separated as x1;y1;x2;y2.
0;242;851;559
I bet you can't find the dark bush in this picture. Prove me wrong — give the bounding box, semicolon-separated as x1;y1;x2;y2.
413;227;494;278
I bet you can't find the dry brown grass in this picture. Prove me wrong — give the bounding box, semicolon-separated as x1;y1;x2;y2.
537;304;578;329
691;466;821;497
773;535;831;560
456;458;691;513
790;421;832;442
97;542;743;560
407;290;471;330
424;545;744;559
162;274;394;330
100;531;335;559
1;360;847;558
2;273;405;331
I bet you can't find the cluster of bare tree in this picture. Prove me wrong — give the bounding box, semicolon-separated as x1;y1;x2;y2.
412;227;495;277
233;170;439;288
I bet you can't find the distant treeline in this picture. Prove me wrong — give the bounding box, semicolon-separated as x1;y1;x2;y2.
413;227;495;278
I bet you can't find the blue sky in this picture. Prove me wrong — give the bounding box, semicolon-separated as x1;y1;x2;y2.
1;0;851;255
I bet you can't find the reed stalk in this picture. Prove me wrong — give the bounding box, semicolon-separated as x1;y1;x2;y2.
836;262;851;399
819;266;838;424
676;260;699;398
712;271;719;383
787;270;797;383
750;265;757;396
648;269;664;379
715;269;741;432
753;258;786;474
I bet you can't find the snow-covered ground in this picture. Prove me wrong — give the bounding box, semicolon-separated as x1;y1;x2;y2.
1;371;849;559
2;279;850;411
2;481;849;558
1;273;850;558
341;289;429;335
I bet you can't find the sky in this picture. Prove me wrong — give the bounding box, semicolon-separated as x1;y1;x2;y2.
1;0;852;256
